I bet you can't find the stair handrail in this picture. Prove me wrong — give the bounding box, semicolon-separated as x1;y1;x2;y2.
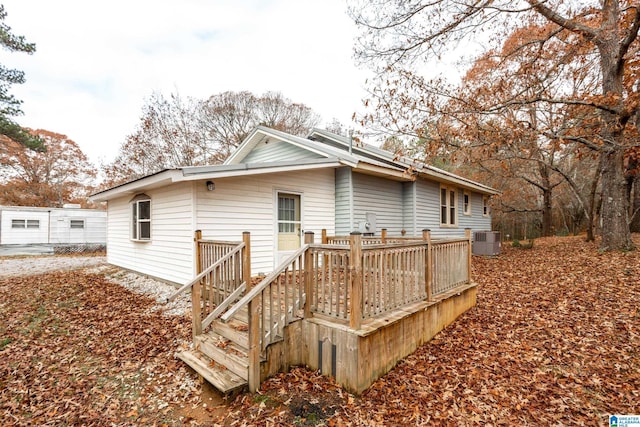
165;241;246;303
220;243;310;322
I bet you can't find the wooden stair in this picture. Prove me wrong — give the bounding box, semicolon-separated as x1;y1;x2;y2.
177;314;250;394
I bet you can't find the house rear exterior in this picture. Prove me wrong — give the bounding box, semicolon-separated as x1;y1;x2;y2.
91;127;498;285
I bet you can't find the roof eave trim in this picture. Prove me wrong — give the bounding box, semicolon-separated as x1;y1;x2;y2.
181;159;344;180
89;170;183;202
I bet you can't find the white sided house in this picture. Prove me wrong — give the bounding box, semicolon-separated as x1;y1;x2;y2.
91;126;499;285
0;205;107;245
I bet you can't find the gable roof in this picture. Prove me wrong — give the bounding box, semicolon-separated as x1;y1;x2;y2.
225;125;360;167
91;126;498;202
307;128;499;195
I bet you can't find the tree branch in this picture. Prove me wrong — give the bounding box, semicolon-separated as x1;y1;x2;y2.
526;1;598;40
618;5;640;75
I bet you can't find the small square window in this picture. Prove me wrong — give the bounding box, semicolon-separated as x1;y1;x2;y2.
70;219;85;229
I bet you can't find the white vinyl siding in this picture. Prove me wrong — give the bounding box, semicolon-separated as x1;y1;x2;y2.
0;207;106;245
460;192;492;232
241;139;324;163
352;172;404;235
49;211;107;244
106;182;195;285
415;179;491;238
196;168;335;275
334;167;353;235
1;212;48;244
403;181;416;236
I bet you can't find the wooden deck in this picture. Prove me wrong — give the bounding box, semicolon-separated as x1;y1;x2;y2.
169;229;477;394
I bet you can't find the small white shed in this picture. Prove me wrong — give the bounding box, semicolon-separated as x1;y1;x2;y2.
0;205;107;245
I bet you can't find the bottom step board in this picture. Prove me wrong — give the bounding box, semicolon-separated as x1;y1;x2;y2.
177;350;247;394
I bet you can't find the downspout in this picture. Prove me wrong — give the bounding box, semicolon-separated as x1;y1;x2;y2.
48;210;51;244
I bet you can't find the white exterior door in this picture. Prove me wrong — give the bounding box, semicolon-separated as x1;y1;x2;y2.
276;192;301;265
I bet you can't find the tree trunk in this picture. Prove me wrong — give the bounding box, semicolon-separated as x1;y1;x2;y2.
599;149;634;250
540;164;553;237
631;174;640;233
597;4;635;251
586;155;603;242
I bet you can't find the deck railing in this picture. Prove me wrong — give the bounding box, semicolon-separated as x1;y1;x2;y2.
322;228;424;246
431;238;471;296
307;245;351;320
311;229;473;328
361;242;428;318
221;234;312;392
167;231;249;338
199;238;242;271
191;229;473;392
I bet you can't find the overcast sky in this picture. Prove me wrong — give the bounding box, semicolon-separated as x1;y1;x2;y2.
1;0;371;166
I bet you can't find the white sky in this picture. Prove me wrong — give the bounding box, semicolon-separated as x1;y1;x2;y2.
1;0;371;166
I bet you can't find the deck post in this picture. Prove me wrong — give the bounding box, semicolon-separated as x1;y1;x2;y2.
465;228;472;284
349;232;363;330
192;230;203;338
321;229;328;244
195;230;203;274
381;228;387;243
422;229;433;302
244;232;260;393
304;232;314;319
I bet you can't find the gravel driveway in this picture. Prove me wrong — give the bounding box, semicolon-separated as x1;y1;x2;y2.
0;255;191;316
0;255;106;278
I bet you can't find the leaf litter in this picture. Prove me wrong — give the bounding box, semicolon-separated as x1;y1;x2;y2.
1;235;639;426
217;234;640;426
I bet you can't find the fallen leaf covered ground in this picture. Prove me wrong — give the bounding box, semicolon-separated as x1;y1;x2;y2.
0;269;207;426
217;235;640;426
1;235;639;426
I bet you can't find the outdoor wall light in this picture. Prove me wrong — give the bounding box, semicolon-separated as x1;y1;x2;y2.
206;180;215;191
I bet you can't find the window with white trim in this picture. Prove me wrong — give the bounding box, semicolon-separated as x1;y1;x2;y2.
463;191;471;215
70;219;85;229
130;194;151;241
483;196;490;217
440;186;457;226
11;219;25;229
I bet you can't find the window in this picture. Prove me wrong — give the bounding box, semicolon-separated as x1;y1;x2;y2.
440;186;457;226
278;195;298;233
11;219;39;229
130;194;151;241
463;191;471;215
483;196;490;217
70;219;85;229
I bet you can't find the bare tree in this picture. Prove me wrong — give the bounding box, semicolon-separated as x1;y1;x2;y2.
351;0;640;251
103;90;321;187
